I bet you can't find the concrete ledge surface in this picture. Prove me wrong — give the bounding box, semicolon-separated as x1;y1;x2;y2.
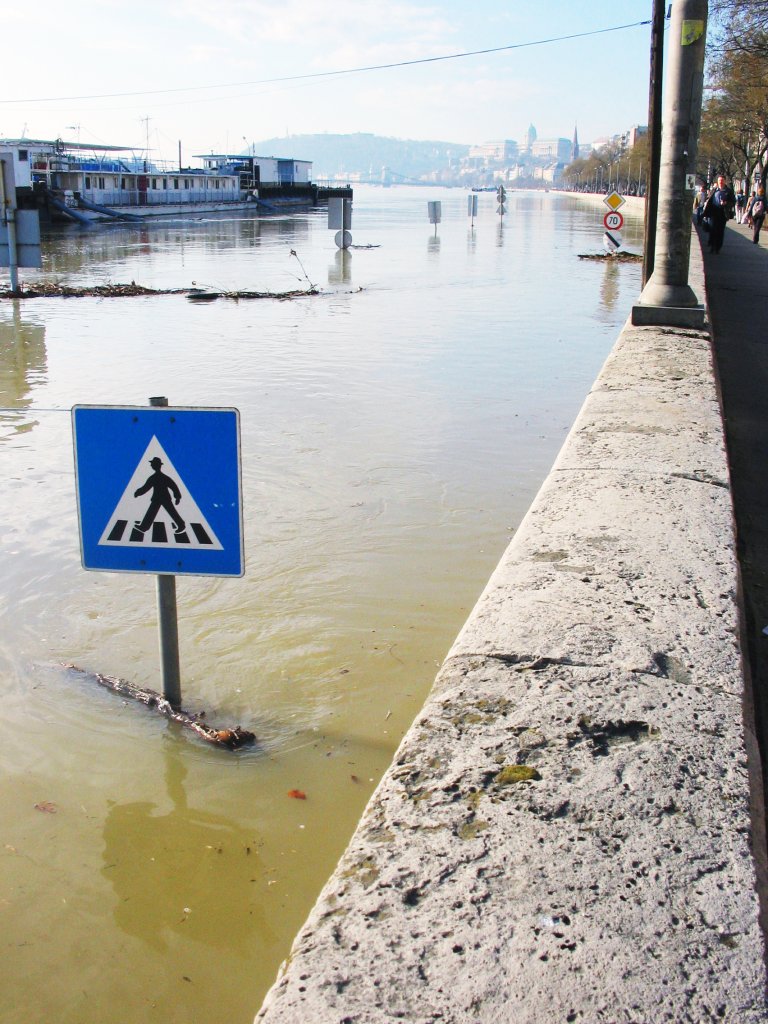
256;247;767;1023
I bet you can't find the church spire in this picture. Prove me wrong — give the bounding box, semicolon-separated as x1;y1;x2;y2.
572;124;580;161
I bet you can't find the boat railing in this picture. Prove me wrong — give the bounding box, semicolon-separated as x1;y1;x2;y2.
83;189;246;207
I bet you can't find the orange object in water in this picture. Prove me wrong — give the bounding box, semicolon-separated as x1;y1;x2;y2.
287;789;307;800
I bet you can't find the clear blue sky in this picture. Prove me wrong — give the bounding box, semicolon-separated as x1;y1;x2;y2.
1;1;655;163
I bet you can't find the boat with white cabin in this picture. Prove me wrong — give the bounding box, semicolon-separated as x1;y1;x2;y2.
0;138;350;223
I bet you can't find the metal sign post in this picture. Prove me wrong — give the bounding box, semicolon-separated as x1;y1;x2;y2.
72;397;244;710
602;191;626;253
149;396;181;708
496;184;507;220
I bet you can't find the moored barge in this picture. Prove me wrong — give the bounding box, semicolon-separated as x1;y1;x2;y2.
0;138;351;223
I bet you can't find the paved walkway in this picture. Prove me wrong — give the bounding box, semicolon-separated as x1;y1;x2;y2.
256;232;767;1023
700;217;768;920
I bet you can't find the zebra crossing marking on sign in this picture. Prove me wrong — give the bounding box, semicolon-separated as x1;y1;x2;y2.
99;436;223;551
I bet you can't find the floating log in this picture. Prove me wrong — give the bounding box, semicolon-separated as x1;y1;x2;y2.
63;664;255;749
188;287;319;302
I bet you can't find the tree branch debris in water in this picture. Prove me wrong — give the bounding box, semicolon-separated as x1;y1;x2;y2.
577;251;643;262
0;281;326;301
63;663;256;749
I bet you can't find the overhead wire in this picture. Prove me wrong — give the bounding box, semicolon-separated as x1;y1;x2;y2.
0;20;652;106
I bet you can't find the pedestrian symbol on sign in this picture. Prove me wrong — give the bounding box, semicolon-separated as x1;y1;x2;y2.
73;404;242;576
134;456;185;535
98;436;223;551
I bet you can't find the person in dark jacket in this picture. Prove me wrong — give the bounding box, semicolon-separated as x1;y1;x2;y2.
703;175;735;254
746;186;766;244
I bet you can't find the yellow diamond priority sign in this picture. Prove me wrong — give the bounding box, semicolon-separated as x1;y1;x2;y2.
603;190;626;212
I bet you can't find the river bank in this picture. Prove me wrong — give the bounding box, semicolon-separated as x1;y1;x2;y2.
255;236;767;1022
0;187;646;1023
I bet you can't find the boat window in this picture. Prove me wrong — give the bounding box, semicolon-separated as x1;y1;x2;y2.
174;179;179;189
85;176;91;189
162;178;167;189
18;150;28;161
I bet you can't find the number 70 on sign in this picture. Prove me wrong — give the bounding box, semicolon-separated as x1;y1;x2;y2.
603;211;624;230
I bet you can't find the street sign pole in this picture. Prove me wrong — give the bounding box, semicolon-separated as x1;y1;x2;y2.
157;564;182;708
150;396;182;708
72;398;243;715
497;184;507;221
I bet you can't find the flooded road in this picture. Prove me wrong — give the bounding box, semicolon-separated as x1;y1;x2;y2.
0;187;643;1023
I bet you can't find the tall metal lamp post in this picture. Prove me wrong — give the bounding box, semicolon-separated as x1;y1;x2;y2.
632;0;708;328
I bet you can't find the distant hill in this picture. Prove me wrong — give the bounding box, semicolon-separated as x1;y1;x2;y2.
249;132;470;183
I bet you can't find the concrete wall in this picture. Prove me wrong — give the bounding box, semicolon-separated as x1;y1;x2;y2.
552;191;646;217
256;242;767;1023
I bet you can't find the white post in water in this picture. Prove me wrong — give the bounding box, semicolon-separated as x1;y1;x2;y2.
428;200;441;237
468;193;478;228
0;157;19;293
328;196;352;249
632;0;708;327
150;395;182;709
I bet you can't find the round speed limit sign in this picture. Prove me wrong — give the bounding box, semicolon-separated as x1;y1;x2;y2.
603;211;624;230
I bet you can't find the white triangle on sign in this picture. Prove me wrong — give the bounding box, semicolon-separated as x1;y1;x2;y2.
98;436;223;550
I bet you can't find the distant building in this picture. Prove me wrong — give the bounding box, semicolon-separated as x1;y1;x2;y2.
530;138;572;163
625;125;648;148
468;140;519;163
572;124;580;162
525;124;538;153
588;126;648;154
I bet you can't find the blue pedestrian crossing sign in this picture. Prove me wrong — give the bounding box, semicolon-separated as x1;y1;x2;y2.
72;405;244;576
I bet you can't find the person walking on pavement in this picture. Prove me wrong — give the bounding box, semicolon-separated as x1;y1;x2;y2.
702;174;736;254
735;187;747;223
133;456;186;534
746;185;766;244
693;183;708;226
